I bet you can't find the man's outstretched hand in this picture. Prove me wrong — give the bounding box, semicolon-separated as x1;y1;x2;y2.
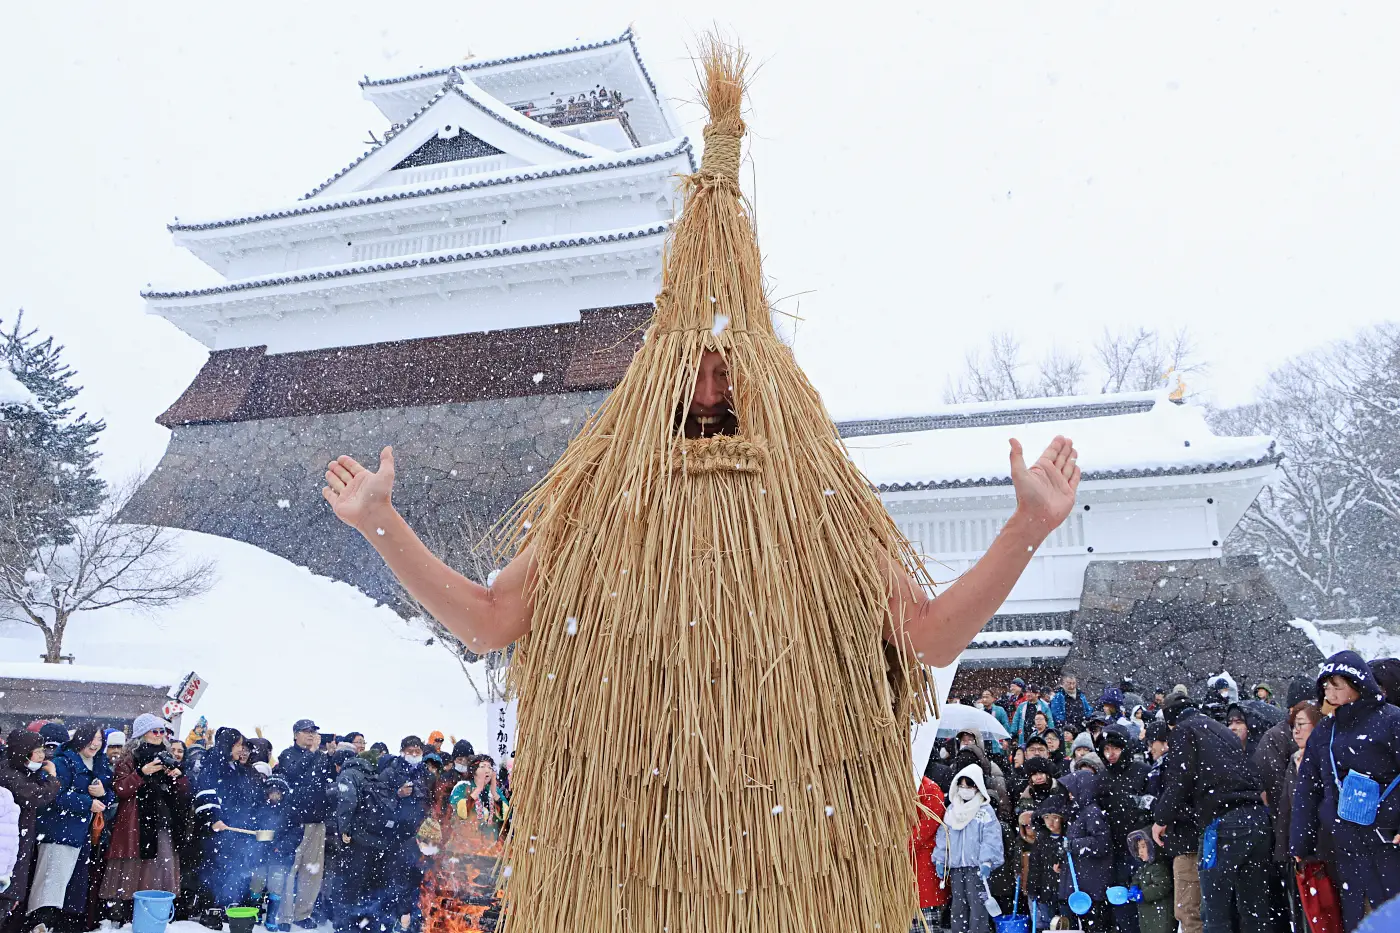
1009;435;1080;535
323;447;396;535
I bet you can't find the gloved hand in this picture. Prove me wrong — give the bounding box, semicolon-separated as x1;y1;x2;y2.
935;863;946;881
1136;795;1156;810
1127;885;1143;903
979;864;993;881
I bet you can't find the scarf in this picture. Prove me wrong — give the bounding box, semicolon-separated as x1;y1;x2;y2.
943;788;989;830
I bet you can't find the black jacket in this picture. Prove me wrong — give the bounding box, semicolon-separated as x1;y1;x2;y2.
276;745;337;824
1152;707;1262;832
1097;754;1150;847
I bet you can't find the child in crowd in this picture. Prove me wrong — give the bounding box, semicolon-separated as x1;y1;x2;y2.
1126;829;1173;933
1029;795;1068;927
933;765;1004;933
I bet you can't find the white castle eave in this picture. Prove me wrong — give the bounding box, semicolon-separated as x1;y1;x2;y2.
145;224;667;352
168;142;690;275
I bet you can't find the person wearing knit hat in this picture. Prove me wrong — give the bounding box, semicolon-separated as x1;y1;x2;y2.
129;713;170;744
37;722;70;752
1070;731;1096;763
104;730;127;767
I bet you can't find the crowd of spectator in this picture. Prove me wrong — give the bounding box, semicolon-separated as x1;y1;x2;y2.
908;650;1400;933
0;717;509;933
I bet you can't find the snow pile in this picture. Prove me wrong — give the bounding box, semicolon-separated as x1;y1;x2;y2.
844;394;1274;488
1289;619;1400;660
0;662;177;688
0;530;491;747
0;362;38;408
970;628;1073;646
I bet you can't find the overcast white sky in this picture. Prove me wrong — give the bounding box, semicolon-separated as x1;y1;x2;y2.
3;3;1398;481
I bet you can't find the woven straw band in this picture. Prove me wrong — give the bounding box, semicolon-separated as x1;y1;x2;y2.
671;434;767;475
700;124;743;183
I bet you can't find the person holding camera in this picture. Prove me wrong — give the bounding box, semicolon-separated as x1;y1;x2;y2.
100;713;190;920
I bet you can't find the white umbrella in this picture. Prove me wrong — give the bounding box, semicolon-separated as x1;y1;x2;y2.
932;703;1011;742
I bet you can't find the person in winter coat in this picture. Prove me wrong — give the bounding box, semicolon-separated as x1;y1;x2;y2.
1098;688;1132;728
249;775;304;931
1201;672;1239;723
0;787;19;898
1143;716;1201;933
100;714;190;916
1028;794;1068;925
909;775;949;928
1290;650;1400;932
329;754;392;933
1126;828;1174;933
1096;729;1150;933
193;727;261;914
1051;675;1093;736
951;737;1011;820
1059;770;1113;931
1152;690;1271;933
976;690;1012;736
275;719;336;930
1371;657;1400;707
29;724;115;920
934;765;1004;933
1120;678;1147;714
433;740;477;821
375;737;432;933
1010;687;1054;747
0;729;62;929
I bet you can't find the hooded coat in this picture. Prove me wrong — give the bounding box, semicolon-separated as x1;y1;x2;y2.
36;737;116;849
0;786;19;882
933;765;1003;874
0;730;61;915
1291;651;1400;853
1126;829;1174;933
908;777;948;909
1151;703;1261;833
1058;770;1111;900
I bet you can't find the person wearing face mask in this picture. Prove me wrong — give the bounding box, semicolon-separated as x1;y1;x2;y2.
29;724;116;924
375;738;431;933
433;741;476;821
275;719;335;931
933;765;1004;933
0;729;61;928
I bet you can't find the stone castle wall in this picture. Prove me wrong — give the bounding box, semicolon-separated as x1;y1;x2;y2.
123;390;608;609
1066;555;1323;699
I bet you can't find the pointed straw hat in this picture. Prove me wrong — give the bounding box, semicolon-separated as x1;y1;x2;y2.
498;34;937;933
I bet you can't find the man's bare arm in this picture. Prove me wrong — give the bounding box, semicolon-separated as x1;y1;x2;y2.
884;436;1080;667
322;447;533;652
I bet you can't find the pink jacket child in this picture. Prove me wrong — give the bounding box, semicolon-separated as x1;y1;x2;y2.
0;785;19;891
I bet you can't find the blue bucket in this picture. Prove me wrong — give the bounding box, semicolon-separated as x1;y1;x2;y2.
132;890;175;933
994;877;1030;932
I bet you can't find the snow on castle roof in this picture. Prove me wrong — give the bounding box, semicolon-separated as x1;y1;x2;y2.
838;392;1278;491
167;139;693;233
301;78;603;200
360;28;656;95
142;223;668;301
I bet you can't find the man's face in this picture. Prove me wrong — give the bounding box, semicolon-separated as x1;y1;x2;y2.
353;735;367;753
684;351;736;438
1154;692;1165;706
980;690;995;709
1027;744;1047;760
1063;676;1077;694
1150;739;1169;761
1008;684;1022;698
1228;718;1249;743
1254;688;1269;700
295;730;318;751
1104;744;1123;764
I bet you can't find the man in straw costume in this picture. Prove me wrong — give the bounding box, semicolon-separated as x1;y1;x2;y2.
323;37;1080;933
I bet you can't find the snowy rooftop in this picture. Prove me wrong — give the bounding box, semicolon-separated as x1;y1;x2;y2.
840;392;1277;491
168;139;692;233
360;27;648;90
0;662;179;688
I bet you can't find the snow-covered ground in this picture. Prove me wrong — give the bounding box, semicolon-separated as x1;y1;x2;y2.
0;531;492;748
1289;618;1400;661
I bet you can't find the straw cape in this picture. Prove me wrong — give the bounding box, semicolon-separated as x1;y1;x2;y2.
498;37;938;933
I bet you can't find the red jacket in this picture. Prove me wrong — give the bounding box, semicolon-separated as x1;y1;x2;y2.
909;776;948;909
106;756;192;860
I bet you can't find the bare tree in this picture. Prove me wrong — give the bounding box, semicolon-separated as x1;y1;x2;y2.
1094;326;1203;394
946;325;1206;404
394;511;512;703
1212;323;1400;620
0;479;217;663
